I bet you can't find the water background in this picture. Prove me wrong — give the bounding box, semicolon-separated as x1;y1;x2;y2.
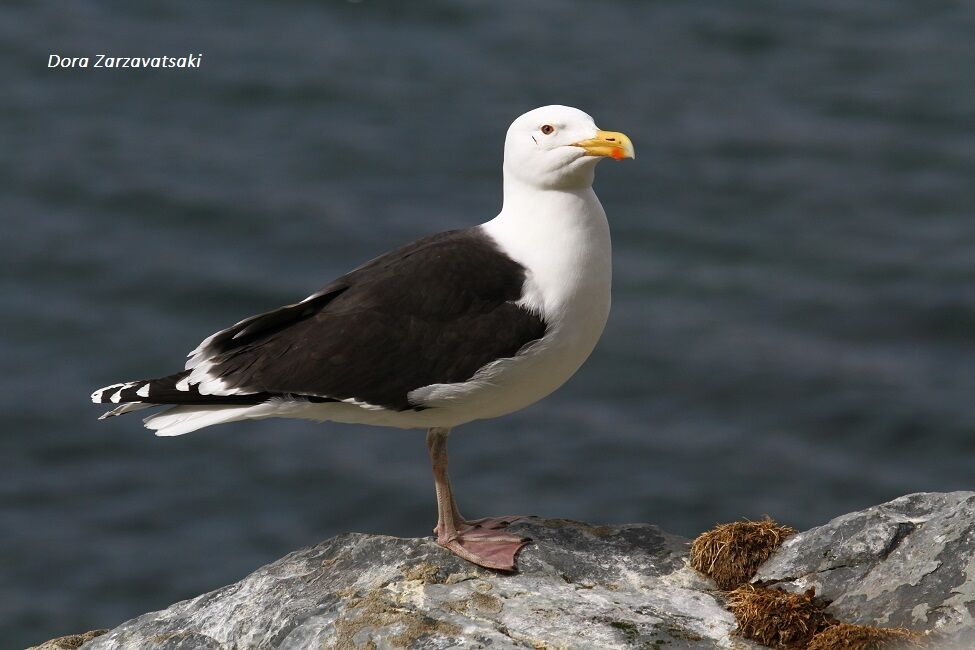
2;1;973;646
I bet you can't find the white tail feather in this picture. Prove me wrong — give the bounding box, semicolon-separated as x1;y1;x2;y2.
144;405;255;437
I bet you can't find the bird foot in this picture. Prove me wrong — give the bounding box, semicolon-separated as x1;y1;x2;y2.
435;516;531;571
433;515;527;536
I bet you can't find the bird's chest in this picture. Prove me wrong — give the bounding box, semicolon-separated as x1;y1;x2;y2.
522;252;611;375
474;236;611;414
454;199;612;419
518;214;612;344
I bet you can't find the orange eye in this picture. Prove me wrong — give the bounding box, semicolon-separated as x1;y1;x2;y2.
540;124;555;135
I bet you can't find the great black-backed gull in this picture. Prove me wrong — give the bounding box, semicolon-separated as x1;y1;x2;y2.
92;105;634;570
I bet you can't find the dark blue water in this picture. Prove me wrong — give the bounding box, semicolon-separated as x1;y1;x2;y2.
2;1;973;646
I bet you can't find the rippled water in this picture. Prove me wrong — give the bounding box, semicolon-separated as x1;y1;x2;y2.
2;1;973;646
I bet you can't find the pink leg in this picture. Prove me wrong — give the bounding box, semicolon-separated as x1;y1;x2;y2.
426;428;529;571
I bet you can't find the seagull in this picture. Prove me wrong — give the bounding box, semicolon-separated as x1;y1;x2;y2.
92;105;634;571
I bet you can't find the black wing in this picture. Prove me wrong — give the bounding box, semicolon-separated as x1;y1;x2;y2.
187;228;546;410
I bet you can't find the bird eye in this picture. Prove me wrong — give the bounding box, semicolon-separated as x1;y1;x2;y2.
540;124;556;135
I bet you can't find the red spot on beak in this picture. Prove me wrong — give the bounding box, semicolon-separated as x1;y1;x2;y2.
611;148;624;160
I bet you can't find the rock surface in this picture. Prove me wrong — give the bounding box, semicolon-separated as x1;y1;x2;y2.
80;518;750;649
29;629;107;650
755;491;975;647
65;492;974;649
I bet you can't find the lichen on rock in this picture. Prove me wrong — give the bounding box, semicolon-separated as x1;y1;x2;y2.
28;629;107;650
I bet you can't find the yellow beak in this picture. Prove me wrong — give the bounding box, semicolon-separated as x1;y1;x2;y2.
572;130;635;160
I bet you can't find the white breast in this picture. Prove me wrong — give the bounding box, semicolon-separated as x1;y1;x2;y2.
405;183;613;425
486;184;612;352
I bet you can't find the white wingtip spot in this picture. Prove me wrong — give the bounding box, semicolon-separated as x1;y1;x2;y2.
137;384;150;398
111;382;138;403
92;382;125;403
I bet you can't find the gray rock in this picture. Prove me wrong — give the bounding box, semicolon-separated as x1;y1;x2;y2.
71;493;975;649
81;518;753;649
755;491;975;646
29;629;108;649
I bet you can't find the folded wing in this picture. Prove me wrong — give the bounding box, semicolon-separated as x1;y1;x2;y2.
93;228;547;416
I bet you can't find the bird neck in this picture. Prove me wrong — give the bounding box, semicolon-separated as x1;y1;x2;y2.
499;171;603;222
485;171;612;319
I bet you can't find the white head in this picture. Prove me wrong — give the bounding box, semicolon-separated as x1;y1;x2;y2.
503;105;634;191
